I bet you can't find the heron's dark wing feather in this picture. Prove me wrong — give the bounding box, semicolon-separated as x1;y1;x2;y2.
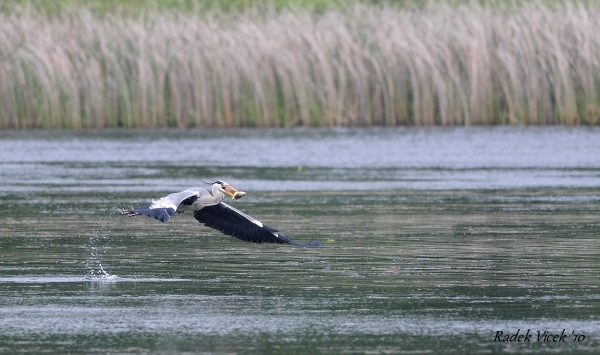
193;202;320;247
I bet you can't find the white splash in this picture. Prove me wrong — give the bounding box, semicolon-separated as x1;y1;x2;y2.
85;219;117;280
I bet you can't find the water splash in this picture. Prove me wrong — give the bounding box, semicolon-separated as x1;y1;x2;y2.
85;219;117;280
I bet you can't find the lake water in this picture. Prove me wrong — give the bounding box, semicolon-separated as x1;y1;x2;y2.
1;127;600;354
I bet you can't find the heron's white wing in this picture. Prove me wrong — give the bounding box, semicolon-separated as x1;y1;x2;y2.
149;189;199;210
132;189;201;223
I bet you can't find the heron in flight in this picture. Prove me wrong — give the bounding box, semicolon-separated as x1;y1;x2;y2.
122;180;321;247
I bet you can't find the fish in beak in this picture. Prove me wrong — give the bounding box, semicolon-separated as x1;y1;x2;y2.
222;184;246;200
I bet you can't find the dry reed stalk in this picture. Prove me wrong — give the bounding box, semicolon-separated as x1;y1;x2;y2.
2;2;600;128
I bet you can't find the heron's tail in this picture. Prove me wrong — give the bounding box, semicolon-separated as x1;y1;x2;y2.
133;205;175;223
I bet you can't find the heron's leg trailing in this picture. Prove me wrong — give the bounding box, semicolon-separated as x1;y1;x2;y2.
121;207;140;217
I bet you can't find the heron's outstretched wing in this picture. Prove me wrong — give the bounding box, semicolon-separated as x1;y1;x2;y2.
134;189;199;223
193;202;321;247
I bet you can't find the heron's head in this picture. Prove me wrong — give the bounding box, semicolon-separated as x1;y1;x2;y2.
209;180;246;200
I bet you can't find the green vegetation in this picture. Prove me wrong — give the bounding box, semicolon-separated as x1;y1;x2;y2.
1;1;600;128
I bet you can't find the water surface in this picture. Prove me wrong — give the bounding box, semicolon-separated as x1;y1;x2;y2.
1;127;600;354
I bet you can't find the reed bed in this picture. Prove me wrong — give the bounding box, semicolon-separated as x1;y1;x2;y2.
1;2;600;128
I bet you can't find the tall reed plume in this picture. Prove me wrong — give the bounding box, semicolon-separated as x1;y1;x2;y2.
1;2;600;128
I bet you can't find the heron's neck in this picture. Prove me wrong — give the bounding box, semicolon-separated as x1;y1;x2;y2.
211;185;224;203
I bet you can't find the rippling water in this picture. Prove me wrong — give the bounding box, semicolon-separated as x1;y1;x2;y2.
1;127;600;354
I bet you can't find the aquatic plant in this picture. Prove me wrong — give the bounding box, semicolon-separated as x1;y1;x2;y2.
1;1;600;128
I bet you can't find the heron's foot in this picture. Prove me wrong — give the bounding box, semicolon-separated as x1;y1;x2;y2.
121;207;139;217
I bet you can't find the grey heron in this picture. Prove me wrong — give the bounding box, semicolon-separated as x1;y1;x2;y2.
122;180;321;247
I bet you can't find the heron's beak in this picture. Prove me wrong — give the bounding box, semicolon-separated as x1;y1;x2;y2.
222;185;238;198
